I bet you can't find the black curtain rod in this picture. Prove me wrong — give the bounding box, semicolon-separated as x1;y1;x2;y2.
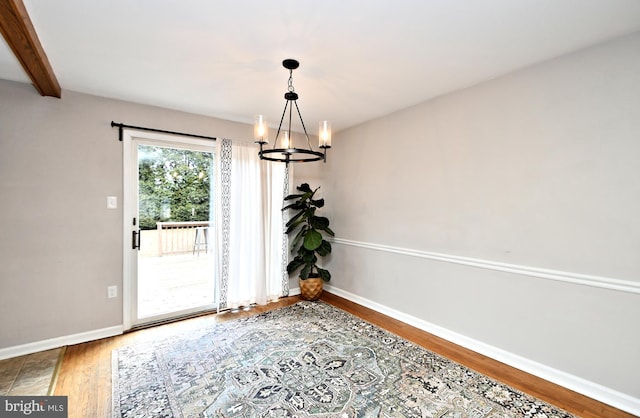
111;121;217;141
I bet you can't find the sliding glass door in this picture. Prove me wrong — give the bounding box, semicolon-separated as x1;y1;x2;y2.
124;132;217;327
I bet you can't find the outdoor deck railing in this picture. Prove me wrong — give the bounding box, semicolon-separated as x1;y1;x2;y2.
156;221;212;256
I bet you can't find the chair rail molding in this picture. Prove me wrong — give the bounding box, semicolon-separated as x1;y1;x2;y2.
332;238;640;295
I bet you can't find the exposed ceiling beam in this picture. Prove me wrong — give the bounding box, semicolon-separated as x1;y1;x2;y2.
0;0;60;97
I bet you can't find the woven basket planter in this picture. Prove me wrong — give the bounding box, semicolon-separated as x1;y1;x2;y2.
299;277;323;301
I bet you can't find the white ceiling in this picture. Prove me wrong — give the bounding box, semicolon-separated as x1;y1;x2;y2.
2;0;640;133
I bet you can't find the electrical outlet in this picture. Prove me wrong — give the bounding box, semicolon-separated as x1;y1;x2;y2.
107;285;118;298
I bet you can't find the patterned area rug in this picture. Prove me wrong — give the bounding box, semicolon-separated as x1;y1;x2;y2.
112;301;574;417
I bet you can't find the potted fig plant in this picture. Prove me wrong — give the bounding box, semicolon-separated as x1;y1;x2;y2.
283;183;334;300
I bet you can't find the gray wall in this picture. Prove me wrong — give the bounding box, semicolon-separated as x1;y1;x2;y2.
0;82;260;348
323;32;640;400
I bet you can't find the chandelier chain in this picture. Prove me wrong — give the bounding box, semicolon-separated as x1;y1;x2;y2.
288;70;295;93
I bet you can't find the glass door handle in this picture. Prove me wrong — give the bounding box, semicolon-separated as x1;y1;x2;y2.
132;230;141;250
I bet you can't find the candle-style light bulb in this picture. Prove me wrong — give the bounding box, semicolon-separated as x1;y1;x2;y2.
319;121;331;148
282;130;291;149
254;115;268;143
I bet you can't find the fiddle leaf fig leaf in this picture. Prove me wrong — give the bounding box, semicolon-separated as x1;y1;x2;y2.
300;248;316;264
297;183;313;193
285;220;302;235
300;264;312;279
285;210;305;228
286;256;305;274
310;216;329;229
290;226;307;251
316;240;332;256
303;230;323;251
317;268;331;281
282;201;305;211
284;193;304;201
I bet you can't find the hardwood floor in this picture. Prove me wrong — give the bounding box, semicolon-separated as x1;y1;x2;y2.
53;292;633;418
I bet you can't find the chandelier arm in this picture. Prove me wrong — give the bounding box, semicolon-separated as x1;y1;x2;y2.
273;99;290;150
292;101;313;150
287;97;294;146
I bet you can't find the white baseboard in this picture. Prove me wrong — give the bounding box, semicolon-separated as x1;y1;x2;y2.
324;284;640;416
0;325;124;361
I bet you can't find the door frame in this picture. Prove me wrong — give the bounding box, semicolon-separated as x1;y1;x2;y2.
122;129;217;330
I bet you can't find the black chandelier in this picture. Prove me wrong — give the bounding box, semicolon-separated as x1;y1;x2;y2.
254;59;331;163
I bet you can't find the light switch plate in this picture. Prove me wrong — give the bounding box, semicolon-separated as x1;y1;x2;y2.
107;285;118;298
107;196;117;209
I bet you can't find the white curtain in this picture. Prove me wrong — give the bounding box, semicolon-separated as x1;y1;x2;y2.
216;138;289;310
